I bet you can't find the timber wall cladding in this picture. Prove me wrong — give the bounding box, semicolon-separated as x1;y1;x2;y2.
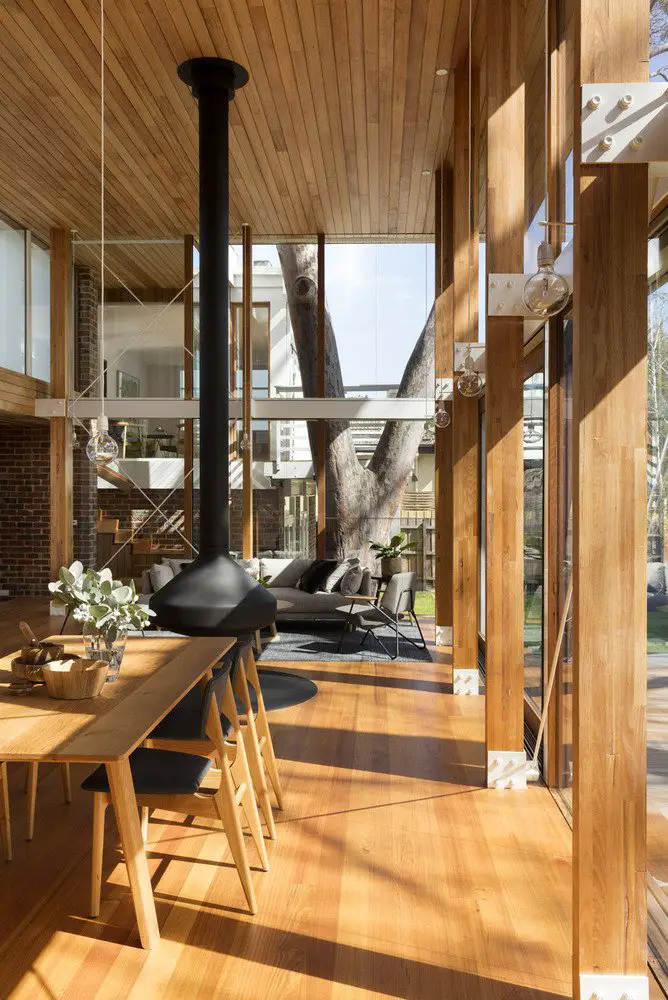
0;0;469;281
0;423;51;597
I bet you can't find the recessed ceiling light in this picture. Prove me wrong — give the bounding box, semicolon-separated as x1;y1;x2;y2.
436;68;448;76
422;169;431;177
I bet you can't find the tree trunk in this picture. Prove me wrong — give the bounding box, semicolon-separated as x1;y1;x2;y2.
277;243;435;561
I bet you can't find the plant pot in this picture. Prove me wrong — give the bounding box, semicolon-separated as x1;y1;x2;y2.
83;624;127;683
380;556;403;578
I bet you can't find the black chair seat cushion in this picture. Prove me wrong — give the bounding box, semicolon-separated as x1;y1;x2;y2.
150;684;234;741
81;747;213;795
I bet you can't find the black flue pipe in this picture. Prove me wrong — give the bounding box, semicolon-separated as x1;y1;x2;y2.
149;57;276;636
179;57;248;552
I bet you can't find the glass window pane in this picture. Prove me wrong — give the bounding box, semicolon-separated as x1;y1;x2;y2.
31;242;50;381
524;366;545;710
557;315;574;804
647;229;668;949
0;221;26;373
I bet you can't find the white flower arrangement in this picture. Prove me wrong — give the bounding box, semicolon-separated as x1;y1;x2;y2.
49;561;155;642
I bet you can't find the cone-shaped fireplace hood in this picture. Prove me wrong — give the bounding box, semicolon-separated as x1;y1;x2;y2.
150;57;276;637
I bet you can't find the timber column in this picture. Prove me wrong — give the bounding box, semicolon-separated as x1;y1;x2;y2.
452;59;480;695
434;165;454;647
572;0;648;995
484;0;526;785
49;228;73;577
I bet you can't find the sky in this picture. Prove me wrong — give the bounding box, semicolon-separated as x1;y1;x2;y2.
252;242;436;390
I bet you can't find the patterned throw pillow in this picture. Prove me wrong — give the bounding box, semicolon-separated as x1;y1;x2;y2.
322;557;360;593
339;565;364;596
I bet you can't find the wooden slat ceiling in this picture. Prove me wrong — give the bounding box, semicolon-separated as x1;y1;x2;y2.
0;0;469;286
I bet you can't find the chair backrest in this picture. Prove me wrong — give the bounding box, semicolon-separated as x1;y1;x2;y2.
380;572;417;617
197;655;234;739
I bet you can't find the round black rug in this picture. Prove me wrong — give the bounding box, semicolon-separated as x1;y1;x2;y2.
238;668;318;713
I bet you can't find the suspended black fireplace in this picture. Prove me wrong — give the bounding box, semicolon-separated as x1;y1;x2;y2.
150;57;276;637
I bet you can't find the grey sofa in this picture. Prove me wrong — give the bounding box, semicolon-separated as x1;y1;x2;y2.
141;555;374;623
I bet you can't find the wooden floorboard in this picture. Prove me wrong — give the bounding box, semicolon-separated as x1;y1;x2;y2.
0;598;576;999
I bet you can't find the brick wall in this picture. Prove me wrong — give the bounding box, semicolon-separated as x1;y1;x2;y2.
0;423;51;596
99;486;282;555
73;266;99;567
229;489;281;553
99;488;188;543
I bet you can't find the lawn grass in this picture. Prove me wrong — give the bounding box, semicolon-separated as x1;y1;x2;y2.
414;591;435;616
414;590;668;654
648;609;668;652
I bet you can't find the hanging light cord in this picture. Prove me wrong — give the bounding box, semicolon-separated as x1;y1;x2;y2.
466;0;472;355
544;0;549;246
99;0;105;422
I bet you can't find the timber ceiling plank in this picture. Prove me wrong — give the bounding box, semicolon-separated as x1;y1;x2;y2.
0;0;464;286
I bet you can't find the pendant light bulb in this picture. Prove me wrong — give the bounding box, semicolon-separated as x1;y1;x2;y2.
457;351;484;398
522;241;570;318
434;403;451;428
86;414;118;464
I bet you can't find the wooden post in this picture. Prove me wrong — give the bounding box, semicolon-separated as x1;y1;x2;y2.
242;224;253;560
484;0;526;778
183;234;194;547
434;165;454;646
572;0;648;993
545;0;563;788
316;233;326;559
49;228;73;577
452;60;480;693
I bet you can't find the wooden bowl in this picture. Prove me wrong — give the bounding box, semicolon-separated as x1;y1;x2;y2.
42;659;108;700
19;642;65;666
11;657;47;684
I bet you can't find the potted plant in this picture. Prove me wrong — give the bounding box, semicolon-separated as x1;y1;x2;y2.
368;532;413;579
49;562;155;683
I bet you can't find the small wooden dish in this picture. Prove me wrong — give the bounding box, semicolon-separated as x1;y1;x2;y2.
11;657;48;684
42;659;108;700
19;642;65;666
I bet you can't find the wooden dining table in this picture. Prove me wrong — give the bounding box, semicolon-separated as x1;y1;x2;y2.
0;634;235;949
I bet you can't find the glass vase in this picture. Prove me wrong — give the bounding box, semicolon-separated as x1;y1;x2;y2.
83;623;127;683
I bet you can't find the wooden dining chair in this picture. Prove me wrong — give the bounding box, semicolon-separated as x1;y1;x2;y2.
25;762;72;841
150;641;279;841
0;761;73;861
82;661;265;917
236;639;284;816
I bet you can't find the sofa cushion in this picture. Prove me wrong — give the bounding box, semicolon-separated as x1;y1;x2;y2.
238;557;261;579
262;557;311;587
298;559;338;594
322;557;360;593
648;562;665;595
163;557;193;576
150;562;174;592
340;564;363;596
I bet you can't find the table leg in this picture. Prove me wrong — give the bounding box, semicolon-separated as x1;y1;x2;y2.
0;763;11;861
106;759;159;949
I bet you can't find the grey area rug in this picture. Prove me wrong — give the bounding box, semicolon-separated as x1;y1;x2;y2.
258;626;432;663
